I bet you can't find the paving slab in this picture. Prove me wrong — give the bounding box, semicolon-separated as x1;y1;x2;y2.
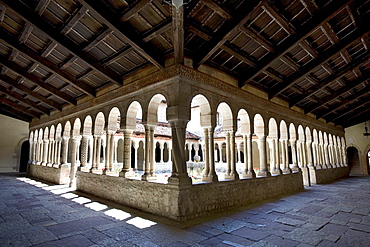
1;173;370;246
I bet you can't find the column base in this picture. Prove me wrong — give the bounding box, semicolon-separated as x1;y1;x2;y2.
103;169;116;176
168;173;192;186
282;168;292;174
257;170;271;177
271;168;282;175
202;172;219;182
242;170;256;179
141;173;157;181
315;164;322;170
78;166;90;172
224;172;240;180
291;167;300;173
119;169;136;178
90;168;102;174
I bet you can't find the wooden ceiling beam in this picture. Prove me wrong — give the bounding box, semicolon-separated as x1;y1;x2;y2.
0;84;50;115
80;0;164;69
330;100;370;124
239;26;275;53
2;0;123;86
201;0;231;20
0;31;96;97
261;1;295;34
0;56;76;106
280;56;300;71
0;107;32;122
143;19;172;42
311;71;370;118
321;23;339;45
0;74;61;111
82;28;113;52
102;47;134;65
60;6;89;35
0;5;6;22
172;5;184;65
194;0;262;68
120;0;152;22
290;52;370;108
19;23;33;44
269;27;369;99
35;0;51;16
0;97;41;119
239;0;354;87
221;45;256;67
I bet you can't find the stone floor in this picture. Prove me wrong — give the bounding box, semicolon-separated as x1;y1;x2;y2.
0;173;369;247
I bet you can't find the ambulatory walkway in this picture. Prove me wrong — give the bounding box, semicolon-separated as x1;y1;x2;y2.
0;173;369;247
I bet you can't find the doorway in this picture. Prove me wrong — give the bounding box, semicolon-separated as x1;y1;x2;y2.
19;140;29;172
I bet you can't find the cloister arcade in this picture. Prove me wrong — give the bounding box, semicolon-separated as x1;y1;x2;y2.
28;93;348;187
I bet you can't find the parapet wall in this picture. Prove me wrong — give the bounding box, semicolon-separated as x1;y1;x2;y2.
310;166;349;184
76;171;304;221
28;164;70;185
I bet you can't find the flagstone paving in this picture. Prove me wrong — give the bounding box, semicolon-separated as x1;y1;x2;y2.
0;173;369;246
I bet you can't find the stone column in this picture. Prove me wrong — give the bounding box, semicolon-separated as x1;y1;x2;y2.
61;137;69;166
159;142;164;163
281;139;291;174
225;130;239;180
167;118;192;186
149;127;156;177
307;141;314;168
290;139;299;172
103;131;115;174
54;140;61;167
225;131;231;176
202;128;210;181
69;136;81;187
243;133;256;178
95;136;102;172
42;140;49;166
257;135;271;177
208;128;218;182
324;144;330;168
79;136;89;171
109;132;115;171
120;130;134;177
142;125;151;180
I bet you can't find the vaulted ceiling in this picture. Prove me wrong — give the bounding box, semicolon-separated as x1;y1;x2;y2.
0;0;369;128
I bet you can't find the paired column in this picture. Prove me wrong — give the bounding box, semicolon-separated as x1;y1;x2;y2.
290;139;299;172
243;134;256;178
103;131;115;175
202;127;218;182
120;130;134;177
69;136;81;187
142;125;156;180
91;135;102;173
257;135;271;177
224;130;239;180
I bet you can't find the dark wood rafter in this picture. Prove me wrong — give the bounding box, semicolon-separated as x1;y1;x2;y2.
300;0;318;15
0;73;62;111
239;0;355;87
186;23;212;41
1;0;123;86
193;0;262;68
318;84;370;121
330;100;370;124
82;28;113;52
60;6;89;35
0;84;50;115
341;105;370;127
35;0;51;16
102;47;134;66
261;0;295;34
0;56;76;106
120;0;152;22
0;5;6;22
0;30;96;97
290;52;370;108
80;0;164;69
269;27;370;99
201;0;231;20
0;106;32;122
239;26;275;53
0;96;41;119
19;23;33;44
142;19;172;42
172;5;184;65
221;45;256;67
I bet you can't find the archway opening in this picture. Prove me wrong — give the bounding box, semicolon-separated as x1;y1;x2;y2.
347;146;362;175
20;140;29;172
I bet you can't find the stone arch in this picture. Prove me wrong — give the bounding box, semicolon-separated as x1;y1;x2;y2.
237;109;251;135
217;102;233;131
268;118;279;174
63;121;71;138
94;112;105;135
108;107;121;132
72;118;81;137
126;101;142;130
147;94;167;125
193;94;212;128
49;125;55;142
254;114;265;137
83;116;93;135
44;127;49;141
56;124;62;141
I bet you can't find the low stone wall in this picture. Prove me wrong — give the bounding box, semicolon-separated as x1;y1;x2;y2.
309;166;349;184
28;164;70;185
76;171;304;221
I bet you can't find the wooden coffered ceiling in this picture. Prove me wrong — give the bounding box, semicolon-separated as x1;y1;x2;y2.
0;0;369;128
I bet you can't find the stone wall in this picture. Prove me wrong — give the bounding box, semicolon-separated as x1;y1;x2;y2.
76;171;304;221
28;164;70;185
309;166;349;184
